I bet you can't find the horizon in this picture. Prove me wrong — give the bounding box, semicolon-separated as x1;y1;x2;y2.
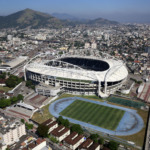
0;0;150;23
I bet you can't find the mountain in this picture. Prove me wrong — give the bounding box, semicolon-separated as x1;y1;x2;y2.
52;13;79;21
87;18;119;25
52;13;119;25
0;9;119;29
0;8;66;29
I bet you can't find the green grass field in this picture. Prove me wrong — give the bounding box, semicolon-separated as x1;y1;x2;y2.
60;100;125;130
108;96;145;109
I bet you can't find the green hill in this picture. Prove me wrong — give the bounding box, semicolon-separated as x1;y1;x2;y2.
0;9;119;29
0;8;66;29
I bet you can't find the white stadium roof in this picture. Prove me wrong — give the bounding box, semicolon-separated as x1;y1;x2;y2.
26;55;128;82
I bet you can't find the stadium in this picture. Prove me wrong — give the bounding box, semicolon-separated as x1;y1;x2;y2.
49;97;144;136
24;51;128;97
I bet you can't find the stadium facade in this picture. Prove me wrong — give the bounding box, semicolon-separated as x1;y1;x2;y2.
24;52;128;98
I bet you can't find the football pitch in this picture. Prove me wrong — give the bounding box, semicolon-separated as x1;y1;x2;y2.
60;100;125;130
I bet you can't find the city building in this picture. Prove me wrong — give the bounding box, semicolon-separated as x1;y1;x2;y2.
63;132;85;150
78;138;93;149
25;52;128;98
35;83;60;97
0;113;26;146
50;125;70;142
42;119;58;133
20;137;51;150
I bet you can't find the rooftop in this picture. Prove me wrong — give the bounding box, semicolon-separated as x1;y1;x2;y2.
64;132;84;146
5;56;28;68
0;112;24;134
26;55;128;82
51;125;69;137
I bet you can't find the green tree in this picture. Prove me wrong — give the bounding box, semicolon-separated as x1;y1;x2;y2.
90;134;99;140
10;97;18;104
108;141;118;150
37;124;49;137
5;78;16;87
57;116;63;125
57;116;70;127
64;119;69;128
0;72;6;79
21;119;25;124
49;136;59;143
0;99;11;108
99;138;104;145
17;94;24;101
71;124;83;134
5;75;22;88
26;80;32;87
26;80;35;89
90;134;99;143
25;122;33;130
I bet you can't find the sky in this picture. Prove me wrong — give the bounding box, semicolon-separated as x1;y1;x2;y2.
0;0;150;23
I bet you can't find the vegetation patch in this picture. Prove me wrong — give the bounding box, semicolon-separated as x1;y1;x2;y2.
108;96;145;108
0;94;24;108
0;86;12;92
31;104;53;124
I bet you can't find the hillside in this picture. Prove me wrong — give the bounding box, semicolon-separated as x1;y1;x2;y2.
0;9;119;29
0;9;66;29
88;18;119;25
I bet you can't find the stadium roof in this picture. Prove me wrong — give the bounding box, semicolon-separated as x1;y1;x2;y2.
26;56;128;82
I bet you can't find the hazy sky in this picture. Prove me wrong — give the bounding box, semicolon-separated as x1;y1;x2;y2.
0;0;150;23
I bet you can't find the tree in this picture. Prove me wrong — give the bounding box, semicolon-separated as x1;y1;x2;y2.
26;80;32;87
49;136;59;143
0;72;6;79
64;119;69;128
90;134;99;143
108;141;118;150
17;94;24;101
37;124;49;137
57;116;63;125
99;138;104;145
25;122;33;130
90;134;99;140
21;119;25;124
71;124;83;134
26;80;35;89
137;81;142;84
5;75;22;88
0;99;11;108
57;116;70;127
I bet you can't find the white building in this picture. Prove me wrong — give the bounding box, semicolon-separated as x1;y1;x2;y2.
42;119;58;133
84;43;90;49
25;54;128;98
63;132;85;150
35;34;47;41
20;137;51;150
50;125;70;142
36;83;60;97
7;35;13;41
0;114;26;146
91;42;97;49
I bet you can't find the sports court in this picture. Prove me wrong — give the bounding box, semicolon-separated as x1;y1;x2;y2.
49;97;144;136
